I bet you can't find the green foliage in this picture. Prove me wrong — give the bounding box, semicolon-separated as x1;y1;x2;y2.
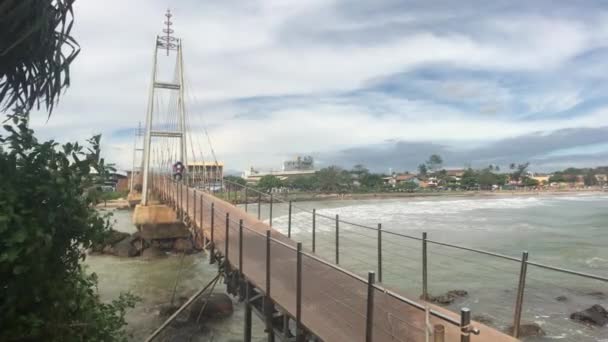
426;154;443;172
315;166;351;192
257;175;283;192
584;171;598;186
0;0;80;114
0;113;137;341
417;163;427;176
522;177;539;187
509;162;529;182
460;168;478;189
287;176;316;191
359;173;384;189
224;175;246;187
398;181;418;192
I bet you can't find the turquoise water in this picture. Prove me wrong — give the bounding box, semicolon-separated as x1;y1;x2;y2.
89;194;608;341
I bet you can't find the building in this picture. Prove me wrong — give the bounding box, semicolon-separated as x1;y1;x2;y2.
243;156;317;184
531;174;551;185
383;173;418;187
283;156;314;171
187;161;224;187
243;167;316;184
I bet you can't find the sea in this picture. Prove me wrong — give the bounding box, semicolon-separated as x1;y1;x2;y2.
88;193;608;341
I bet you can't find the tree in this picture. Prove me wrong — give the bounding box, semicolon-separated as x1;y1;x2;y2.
584;171;598;186
426;154;443;173
316;166;349;192
351;164;369;176
398;181;418;192
417;164;428;177
360;173;384;189
478;169;498;190
1;0;80;114
522;177;539;187
288;176;316;191
0;114;137;341
257;175;282;192
510;162;529;182
224;175;246;187
460;168;478;189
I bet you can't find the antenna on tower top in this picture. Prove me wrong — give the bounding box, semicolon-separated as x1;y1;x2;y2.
157;9;178;55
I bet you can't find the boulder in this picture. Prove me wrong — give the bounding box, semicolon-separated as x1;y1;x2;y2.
142;246;166;259
188;293;233;321
506;323;545;337
112;237;138;257
426;290;468;305
91;230;130;253
570;304;608;327
173;238;194;253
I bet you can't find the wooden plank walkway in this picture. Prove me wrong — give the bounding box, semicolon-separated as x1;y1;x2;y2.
152;177;518;342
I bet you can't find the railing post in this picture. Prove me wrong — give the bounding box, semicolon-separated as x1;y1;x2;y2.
239;220;244;274
265;230;274;342
245;188;248;212
257;194;261;220
434;324;445;342
422;232;428;300
461;308;471;342
287;200;292;238
225;213;230;266
312;209;316;253
365;271;375;342
186;185;189;217
335;214;339;264
210;203;215;264
269;194;273;227
200;194;203;232
244;282;252;342
296;242;303;342
512;251;529;338
377;223;382;283
193;189;197;225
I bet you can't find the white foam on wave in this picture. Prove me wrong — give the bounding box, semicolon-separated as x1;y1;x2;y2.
323;196;545;221
585;257;608;269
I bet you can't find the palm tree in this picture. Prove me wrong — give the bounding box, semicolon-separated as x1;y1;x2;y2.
1;0;79;114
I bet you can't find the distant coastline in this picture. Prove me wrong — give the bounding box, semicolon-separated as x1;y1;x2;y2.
280;188;607;203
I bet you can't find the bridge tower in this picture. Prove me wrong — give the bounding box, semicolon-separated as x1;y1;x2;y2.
141;9;188;205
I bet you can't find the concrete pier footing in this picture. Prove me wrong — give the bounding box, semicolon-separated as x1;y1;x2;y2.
133;204;190;240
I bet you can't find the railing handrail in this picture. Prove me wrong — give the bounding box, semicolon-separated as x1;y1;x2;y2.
156;175;465;329
218;176;608;282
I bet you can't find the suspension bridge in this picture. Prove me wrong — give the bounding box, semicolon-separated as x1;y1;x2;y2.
130;11;608;342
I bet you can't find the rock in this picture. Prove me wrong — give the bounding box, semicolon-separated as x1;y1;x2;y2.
570;304;608;327
102;245;114;254
472;314;494;325
426;290;468;305
555;295;568;302
188;293;233;321
91;230;130;253
142;246;166;259
506;323;545;337
173;238;194;253
112;237;138;257
158;239;175;250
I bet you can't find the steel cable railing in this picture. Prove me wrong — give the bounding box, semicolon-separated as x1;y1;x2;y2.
149;174;476;341
210;177;608;340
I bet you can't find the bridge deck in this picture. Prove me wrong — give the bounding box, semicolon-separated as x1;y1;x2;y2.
154;177;518;342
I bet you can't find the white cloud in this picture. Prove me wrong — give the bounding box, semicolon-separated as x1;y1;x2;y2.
24;0;608;172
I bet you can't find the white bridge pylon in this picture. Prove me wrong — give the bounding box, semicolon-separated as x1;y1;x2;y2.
141;9;187;205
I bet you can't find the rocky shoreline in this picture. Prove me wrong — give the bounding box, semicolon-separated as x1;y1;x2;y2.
90;229;198;258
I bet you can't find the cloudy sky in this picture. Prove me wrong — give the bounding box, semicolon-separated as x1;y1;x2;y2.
31;0;608;173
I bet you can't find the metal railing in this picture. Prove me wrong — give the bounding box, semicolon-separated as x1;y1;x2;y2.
213;178;608;340
149;175;492;341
